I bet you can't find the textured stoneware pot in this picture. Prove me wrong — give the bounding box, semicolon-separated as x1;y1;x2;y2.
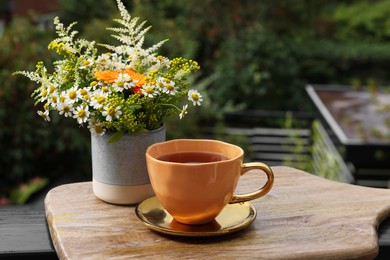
92;126;166;204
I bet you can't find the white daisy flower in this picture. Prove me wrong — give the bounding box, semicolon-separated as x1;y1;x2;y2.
39;86;49;102
96;53;111;69
155;77;166;91
179;104;188;120
37;110;50;121
79;58;94;69
102;105;122;121
113;73;134;92
65;87;80;104
58;102;74;118
46;89;59;107
141;83;158;98
89;122;106;136
164;80;177;95
100;85;111;94
157;77;177;95
89;80;102;90
188;90;203;106
73;105;90;124
90;90;108;109
77;87;91;100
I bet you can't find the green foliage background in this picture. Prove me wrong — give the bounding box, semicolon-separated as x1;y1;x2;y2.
2;0;390;203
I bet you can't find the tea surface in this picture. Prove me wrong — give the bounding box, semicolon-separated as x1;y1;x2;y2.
156;151;228;163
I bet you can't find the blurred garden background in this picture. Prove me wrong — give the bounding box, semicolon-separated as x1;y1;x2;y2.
2;0;390;205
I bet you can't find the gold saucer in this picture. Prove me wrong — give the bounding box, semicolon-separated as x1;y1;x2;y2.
135;196;257;237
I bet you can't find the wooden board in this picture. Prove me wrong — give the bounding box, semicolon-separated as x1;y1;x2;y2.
45;166;390;259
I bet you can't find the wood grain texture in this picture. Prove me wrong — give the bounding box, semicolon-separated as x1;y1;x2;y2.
45;166;390;259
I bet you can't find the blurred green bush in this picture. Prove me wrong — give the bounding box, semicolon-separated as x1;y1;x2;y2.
0;17;91;203
128;0;390;111
3;0;390;204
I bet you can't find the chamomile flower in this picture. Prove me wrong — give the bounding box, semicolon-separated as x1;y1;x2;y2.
164;80;177;95
73;105;90;124
95;53;111;69
141;83;158;98
79;58;94;69
101;85;111;94
89;80;99;90
90;90;108;109
58;102;74;117
157;77;177;95
66;87;80;104
78;88;91;100
188;90;203;106
179;104;188;119
113;73;134;92
155;77;166;91
38;86;49;102
89;122;106;136
49;94;58;106
37;110;50;121
102;105;122;121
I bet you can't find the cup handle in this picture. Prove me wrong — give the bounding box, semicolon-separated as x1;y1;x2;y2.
230;162;274;204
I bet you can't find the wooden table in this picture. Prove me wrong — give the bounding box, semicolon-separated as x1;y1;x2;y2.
45;166;390;259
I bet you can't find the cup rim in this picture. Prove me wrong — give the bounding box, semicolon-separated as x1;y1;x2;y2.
146;139;244;165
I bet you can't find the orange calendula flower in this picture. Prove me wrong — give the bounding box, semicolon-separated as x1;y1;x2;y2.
94;68;145;94
94;70;120;84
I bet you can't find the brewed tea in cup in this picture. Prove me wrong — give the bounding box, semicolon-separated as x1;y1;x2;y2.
146;139;274;225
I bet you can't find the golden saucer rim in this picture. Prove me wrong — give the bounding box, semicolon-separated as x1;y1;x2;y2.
135;196;257;237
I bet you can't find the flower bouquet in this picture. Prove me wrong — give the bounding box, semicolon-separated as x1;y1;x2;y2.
15;0;202;142
15;0;205;204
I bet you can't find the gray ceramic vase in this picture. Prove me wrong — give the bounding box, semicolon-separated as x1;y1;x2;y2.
91;126;166;204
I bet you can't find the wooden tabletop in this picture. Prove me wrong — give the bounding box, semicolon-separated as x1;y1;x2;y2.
45;166;390;259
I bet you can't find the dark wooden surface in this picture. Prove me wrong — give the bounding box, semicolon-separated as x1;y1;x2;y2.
0;208;57;259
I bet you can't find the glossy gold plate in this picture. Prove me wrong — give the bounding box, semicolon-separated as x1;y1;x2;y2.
135;196;257;237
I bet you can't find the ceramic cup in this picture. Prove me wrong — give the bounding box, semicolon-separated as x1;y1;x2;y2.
145;139;274;225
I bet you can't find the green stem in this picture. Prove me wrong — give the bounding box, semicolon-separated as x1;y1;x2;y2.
159;103;182;112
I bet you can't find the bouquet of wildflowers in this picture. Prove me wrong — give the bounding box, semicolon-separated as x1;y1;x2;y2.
15;0;202;141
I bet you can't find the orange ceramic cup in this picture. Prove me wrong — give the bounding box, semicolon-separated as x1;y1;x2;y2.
145;139;274;225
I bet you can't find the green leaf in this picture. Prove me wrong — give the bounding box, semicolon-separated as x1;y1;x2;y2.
108;132;124;143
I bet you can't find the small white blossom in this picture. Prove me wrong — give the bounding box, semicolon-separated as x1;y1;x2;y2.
39;87;49;102
95;53;111;69
79;58;94;69
58;102;74;117
188;90;203;106
179;104;188;120
102;105;122;121
73;105;90;124
65;87;80;104
157;77;177;95
89;80;102;91
77;87;91;100
113;73;134;92
37;110;50;121
47;91;59;107
141;83;158;98
90;90;108;109
89;122;106;136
